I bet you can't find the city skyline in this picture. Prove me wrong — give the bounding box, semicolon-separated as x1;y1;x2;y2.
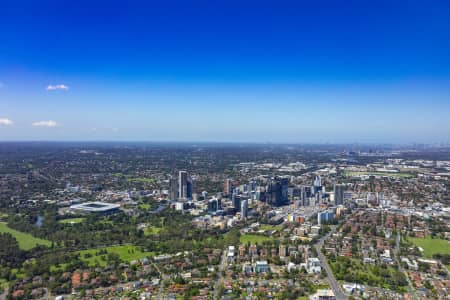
1;0;450;143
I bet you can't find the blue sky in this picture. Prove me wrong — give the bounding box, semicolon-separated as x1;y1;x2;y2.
1;0;450;143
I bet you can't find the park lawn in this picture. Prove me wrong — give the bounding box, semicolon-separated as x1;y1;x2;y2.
408;237;450;257
259;224;283;231
240;234;274;245
78;245;154;267
0;222;51;250
312;283;330;291
143;226;162;235
59;217;86;224
343;170;414;178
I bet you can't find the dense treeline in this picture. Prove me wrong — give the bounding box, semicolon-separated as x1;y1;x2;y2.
0;208;239;282
5;205;244;255
0;233;26;277
329;255;408;292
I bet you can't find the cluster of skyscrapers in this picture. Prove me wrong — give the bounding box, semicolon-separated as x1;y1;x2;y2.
291;176;345;207
172;172;347;224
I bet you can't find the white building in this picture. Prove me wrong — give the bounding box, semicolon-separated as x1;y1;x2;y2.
306;257;321;274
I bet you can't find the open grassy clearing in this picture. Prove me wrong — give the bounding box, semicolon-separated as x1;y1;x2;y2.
59;217;86;224
312;283;330;291
240;234;275;245
408;236;450;257
259;224;283;231
143;226;162;235
77;245;154;267
0;222;51;250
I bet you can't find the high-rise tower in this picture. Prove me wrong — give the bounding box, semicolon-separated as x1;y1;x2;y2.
178;171;187;199
334;184;345;206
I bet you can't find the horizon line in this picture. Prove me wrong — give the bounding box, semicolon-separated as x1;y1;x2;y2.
0;140;449;146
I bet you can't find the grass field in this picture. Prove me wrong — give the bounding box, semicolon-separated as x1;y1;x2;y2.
240;234;274;245
59;217;86;224
0;222;51;250
408;237;450;257
78;245;154;267
343;170;414;178
143;226;162;235
259;224;283;231
312;283;330;291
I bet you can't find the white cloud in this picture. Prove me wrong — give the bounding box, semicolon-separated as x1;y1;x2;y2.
0;118;13;126
32;120;60;127
46;84;69;91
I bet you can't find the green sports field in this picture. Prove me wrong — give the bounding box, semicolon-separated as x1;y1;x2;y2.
77;245;154;267
0;222;51;250
59;217;86;224
240;234;274;245
408;237;450;257
409;237;450;270
259;224;283;231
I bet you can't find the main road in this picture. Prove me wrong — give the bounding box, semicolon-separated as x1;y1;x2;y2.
213;249;228;300
394;233;418;300
314;225;348;300
150;259;166;300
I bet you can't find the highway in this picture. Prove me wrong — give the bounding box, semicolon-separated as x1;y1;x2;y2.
314;226;348;300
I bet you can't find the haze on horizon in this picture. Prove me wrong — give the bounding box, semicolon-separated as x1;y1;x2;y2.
1;0;450;144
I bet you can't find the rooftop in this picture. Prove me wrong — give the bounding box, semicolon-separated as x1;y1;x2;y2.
70;201;120;212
